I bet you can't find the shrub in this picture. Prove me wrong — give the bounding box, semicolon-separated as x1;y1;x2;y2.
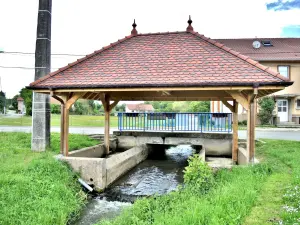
238;120;247;126
183;154;214;193
258;97;275;125
51;104;61;114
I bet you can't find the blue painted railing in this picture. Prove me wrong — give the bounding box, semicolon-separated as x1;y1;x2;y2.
118;112;232;133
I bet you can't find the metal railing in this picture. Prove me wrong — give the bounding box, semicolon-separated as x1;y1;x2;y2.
118;112;232;133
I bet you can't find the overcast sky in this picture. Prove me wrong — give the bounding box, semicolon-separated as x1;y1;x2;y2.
0;0;299;98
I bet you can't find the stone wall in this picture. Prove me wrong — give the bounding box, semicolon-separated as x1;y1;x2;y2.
237;147;248;165
114;131;232;157
68;139;117;158
57;146;148;190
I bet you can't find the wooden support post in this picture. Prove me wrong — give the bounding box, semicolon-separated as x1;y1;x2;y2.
60;104;65;154
227;91;249;110
247;98;256;163
232;100;238;163
101;94;119;155
104;109;110;155
247;91;257;163
52;92;84;156
102;94;111;155
62;105;70;156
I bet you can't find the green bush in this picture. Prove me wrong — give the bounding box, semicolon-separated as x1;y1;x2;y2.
258;97;275;125
183;154;214;193
51;104;61;114
238;120;247;126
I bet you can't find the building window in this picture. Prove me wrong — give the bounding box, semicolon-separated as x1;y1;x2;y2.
296;99;300;109
262;40;273;47
278;66;290;79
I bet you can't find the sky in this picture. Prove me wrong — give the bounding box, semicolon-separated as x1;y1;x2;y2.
0;0;299;98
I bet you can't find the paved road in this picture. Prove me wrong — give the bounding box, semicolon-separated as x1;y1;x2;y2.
0;126;299;141
238;129;300;141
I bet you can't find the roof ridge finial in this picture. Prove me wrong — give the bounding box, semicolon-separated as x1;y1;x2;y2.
186;15;193;32
131;19;138;36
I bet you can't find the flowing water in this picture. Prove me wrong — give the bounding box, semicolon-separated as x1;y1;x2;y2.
74;145;194;225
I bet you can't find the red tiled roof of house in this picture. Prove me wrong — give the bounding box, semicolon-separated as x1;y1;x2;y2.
126;104;154;111
17;97;24;101
214;38;300;61
29;31;292;89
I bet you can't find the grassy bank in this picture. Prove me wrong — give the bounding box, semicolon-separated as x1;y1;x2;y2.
0;114;118;127
100;139;300;225
0;132;98;225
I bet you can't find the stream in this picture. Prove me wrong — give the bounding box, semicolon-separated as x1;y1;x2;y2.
74;145;194;225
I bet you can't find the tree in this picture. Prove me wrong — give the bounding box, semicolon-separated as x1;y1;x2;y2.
0;91;5;113
20;88;33;116
257;97;275;125
51;104;60;114
73;101;88;115
188;101;210;112
172;102;189;112
12;95;18;110
115;103;126;112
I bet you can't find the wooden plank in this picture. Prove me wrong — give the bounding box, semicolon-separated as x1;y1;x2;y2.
109;100;120;112
247;97;256;163
62;105;70;156
104;94;110;155
59;92;84;156
227;91;249;110
232;100;238;163
221;100;234;113
65;92;85;109
60;104;65;154
250;99;256;162
33;86;285;93
109;97;232;101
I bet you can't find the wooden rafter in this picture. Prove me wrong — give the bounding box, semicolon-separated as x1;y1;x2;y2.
65;92;85;109
221;99;234;113
109;100;120;112
227;91;249;110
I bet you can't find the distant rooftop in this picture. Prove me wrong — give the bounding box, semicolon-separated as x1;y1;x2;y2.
214;38;300;61
126;104;154;111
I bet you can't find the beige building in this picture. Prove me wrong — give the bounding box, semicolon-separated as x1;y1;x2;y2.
125;104;154;113
211;38;300;125
17;97;25;114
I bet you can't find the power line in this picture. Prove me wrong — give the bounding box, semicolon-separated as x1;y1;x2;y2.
0;66;59;70
2;51;85;57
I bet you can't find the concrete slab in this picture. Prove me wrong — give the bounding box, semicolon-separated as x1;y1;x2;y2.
206;157;233;169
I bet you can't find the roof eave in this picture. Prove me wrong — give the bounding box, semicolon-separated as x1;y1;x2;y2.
27;81;293;91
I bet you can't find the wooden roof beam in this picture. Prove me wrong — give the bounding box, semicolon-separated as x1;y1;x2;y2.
227;91;249;110
221;99;234;113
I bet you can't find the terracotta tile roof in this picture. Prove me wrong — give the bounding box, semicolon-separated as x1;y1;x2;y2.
29;31;292;89
126;104;154;111
17;97;24;101
214;38;300;61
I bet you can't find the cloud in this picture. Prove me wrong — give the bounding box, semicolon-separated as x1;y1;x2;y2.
281;25;300;37
266;0;300;11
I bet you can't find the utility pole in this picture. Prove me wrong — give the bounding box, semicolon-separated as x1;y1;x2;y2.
31;0;52;151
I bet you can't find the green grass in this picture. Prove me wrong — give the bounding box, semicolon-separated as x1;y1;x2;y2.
100;139;300;225
0;114;118;127
0;132;99;225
